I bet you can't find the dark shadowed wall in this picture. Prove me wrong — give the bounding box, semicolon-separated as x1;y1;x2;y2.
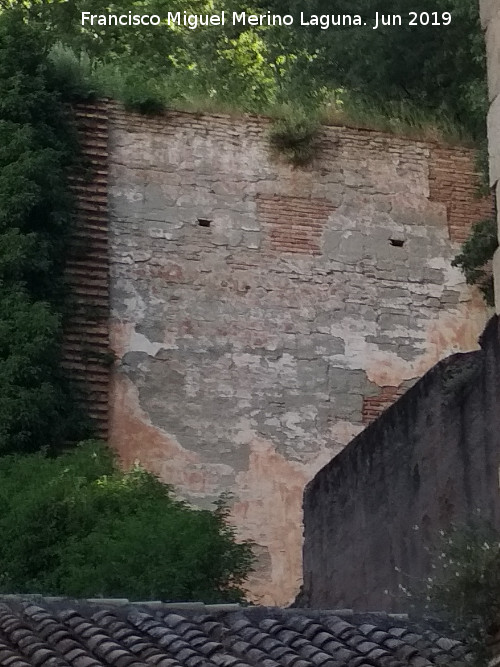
302;316;500;611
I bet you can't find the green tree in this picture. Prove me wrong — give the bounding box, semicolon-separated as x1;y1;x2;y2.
0;9;87;454
260;0;487;138
452;218;498;306
0;441;254;601
410;522;500;665
3;0;487;137
2;0;276;111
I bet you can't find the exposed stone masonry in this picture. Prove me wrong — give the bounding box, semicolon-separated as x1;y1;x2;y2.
67;101;492;605
361;385;407;424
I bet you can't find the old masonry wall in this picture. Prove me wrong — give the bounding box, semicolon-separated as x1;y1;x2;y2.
68;102;492;605
481;0;500;310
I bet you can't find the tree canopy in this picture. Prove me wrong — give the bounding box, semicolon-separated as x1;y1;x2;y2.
261;0;487;136
0;441;254;600
0;9;88;454
0;0;487;138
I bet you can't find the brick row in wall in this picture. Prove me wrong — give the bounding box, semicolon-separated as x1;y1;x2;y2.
62;103;110;438
429;147;495;244
362;386;407;424
257;194;336;255
107;101;268;142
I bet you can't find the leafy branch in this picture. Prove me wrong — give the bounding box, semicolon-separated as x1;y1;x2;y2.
452;218;498;307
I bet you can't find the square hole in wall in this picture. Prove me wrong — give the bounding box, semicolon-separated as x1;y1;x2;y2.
390;238;405;247
198;218;212;228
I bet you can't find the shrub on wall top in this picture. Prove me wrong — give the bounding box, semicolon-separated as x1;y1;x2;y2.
410;522;500;666
269;112;321;166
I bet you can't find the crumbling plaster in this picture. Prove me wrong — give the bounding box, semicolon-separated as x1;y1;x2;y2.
105;106;490;605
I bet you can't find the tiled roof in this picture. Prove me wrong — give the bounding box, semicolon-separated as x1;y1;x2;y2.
0;597;471;667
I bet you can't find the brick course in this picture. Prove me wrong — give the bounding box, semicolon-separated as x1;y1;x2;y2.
258;194;336;255
362;386;407;423
62;103;110;438
429;147;495;243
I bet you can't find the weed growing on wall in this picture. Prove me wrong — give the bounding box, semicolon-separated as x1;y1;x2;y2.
269;111;321;166
452;218;498;307
0;10;88;453
119;69;168;115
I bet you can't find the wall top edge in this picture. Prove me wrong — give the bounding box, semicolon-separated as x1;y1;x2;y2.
72;98;477;152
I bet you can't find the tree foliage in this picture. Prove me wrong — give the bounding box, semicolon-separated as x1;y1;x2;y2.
260;0;487;139
0;9;88;454
452;218;498;307
411;522;500;665
1;0;487;139
0;441;254;601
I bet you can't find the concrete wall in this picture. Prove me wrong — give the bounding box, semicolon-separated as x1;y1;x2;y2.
481;0;500;311
302;315;500;611
99;104;492;605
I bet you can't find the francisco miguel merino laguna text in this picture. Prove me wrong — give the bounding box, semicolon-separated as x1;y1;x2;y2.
81;11;453;30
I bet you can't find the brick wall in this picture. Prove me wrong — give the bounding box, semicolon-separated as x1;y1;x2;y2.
362;385;407;424
68;102;492;605
62;103;110;438
429;147;495;243
258;194;336;255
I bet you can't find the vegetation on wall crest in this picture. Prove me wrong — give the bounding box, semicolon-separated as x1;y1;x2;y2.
269;111;321;166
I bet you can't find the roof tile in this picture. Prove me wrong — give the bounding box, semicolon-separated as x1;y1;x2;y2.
0;598;472;667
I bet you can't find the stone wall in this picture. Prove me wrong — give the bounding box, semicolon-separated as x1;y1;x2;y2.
70;102;493;605
481;0;500;311
302;315;500;611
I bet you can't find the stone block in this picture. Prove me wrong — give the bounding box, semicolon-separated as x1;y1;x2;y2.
242;232;261;249
330;392;364;420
